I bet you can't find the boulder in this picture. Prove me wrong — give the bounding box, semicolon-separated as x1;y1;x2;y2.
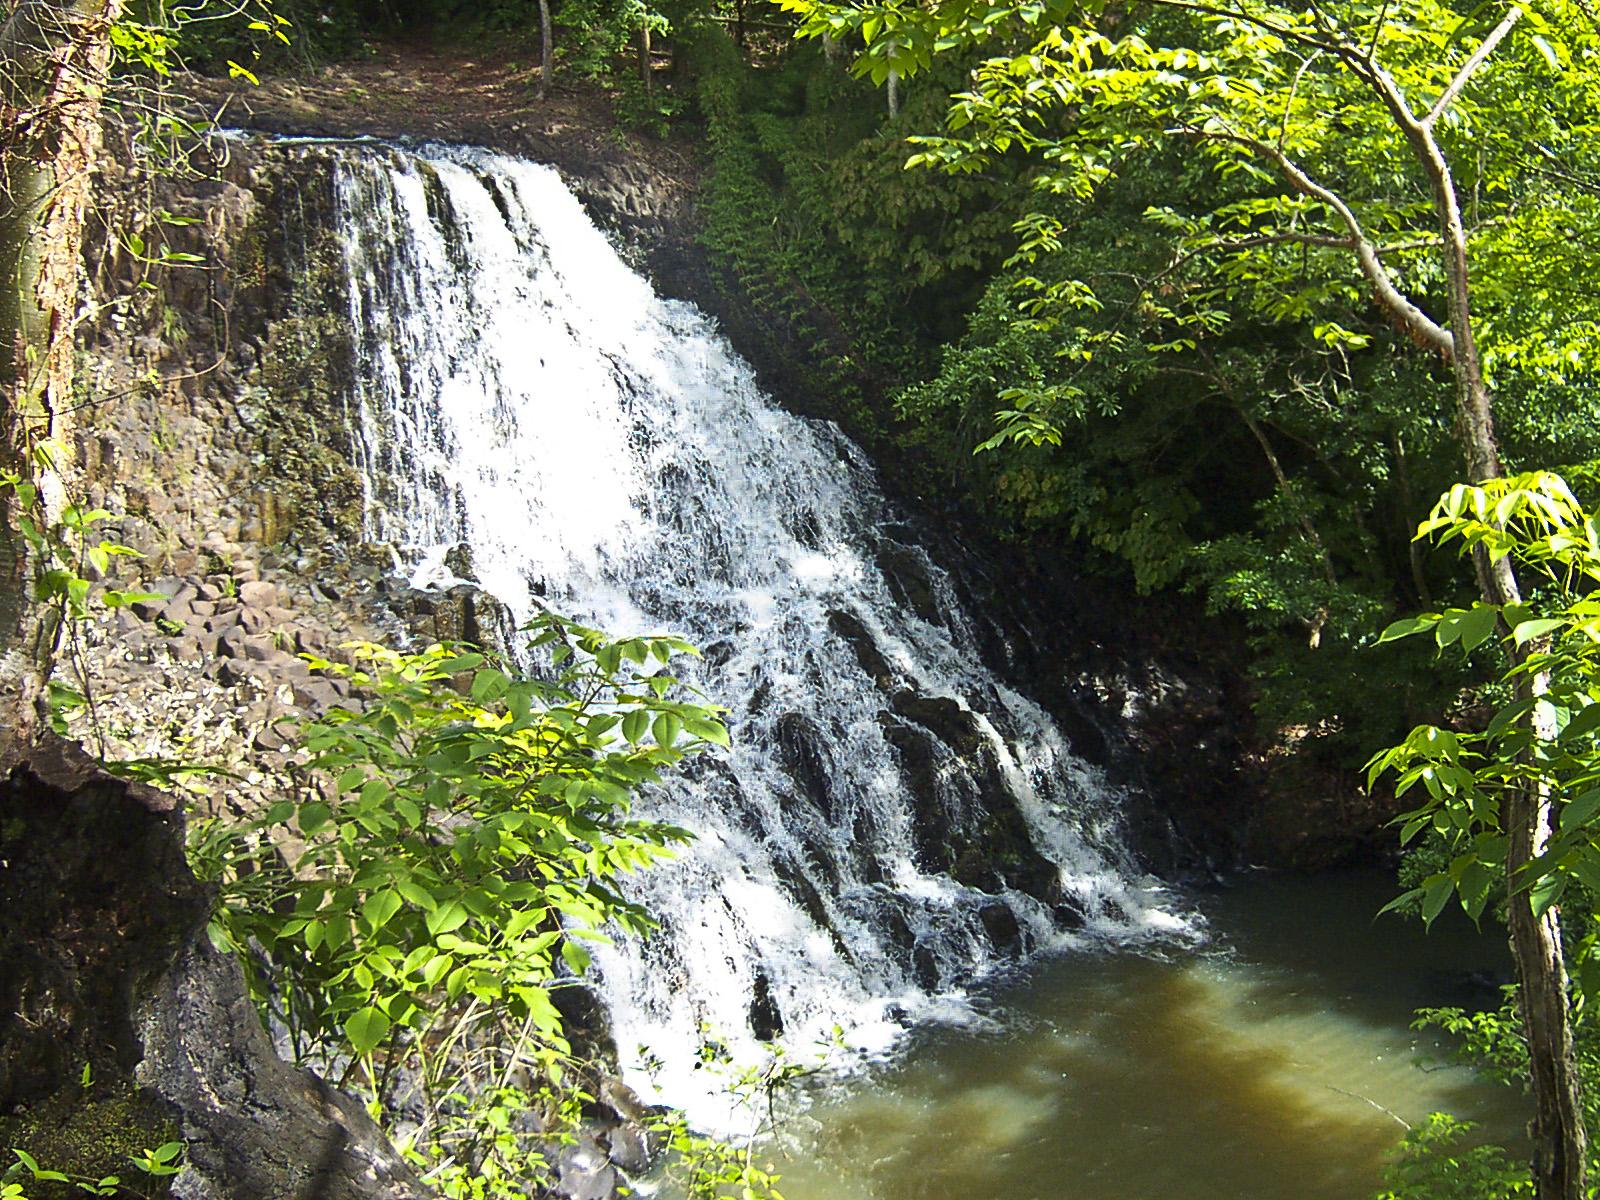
0;734;428;1200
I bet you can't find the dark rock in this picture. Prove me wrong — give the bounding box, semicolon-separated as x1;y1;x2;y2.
0;735;426;1200
976;900;1023;952
748;970;783;1042
827;609;896;689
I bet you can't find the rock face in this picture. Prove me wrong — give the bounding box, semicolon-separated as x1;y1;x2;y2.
0;734;429;1200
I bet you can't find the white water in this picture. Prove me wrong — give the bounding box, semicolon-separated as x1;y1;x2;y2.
326;142;1197;1120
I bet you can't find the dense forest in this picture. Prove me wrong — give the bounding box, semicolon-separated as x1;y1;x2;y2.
4;0;1600;1198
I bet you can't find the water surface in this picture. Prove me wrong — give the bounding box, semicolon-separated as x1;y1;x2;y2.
766;869;1525;1200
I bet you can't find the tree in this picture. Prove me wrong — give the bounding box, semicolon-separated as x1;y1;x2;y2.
2;0;126;735
774;1;1600;1194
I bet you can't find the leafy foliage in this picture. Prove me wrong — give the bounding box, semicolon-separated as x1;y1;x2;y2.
196;615;720;1079
1368;474;1600;942
1376;1112;1533;1200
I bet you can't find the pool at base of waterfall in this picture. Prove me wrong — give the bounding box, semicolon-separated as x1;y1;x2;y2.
749;868;1524;1200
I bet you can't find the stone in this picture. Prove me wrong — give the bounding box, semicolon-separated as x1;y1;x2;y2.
253;725;290;752
242;635;279;662
976;900;1023;952
291;679;341;712
218;660;263;688
604;1122;653;1174
554;1139;620;1200
238;580;277;608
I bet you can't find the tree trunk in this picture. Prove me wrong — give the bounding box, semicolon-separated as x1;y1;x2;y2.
637;23;652;95
0;0;122;740
1404;80;1589;1200
536;0;553;101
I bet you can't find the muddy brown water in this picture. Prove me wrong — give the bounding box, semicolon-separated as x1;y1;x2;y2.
762;869;1526;1200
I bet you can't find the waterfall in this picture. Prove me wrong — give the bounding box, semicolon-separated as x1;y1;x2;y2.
325;142;1195;1117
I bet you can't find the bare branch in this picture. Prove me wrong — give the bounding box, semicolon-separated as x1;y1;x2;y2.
1169;123;1455;355
1426;5;1524;126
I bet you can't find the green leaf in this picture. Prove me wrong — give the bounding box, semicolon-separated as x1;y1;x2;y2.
652;712;683;748
298;802;332;834
426;900;468;937
561;939;592;973
471;667;510;702
622;709;650;744
1455;605;1501;653
1421;873;1454;927
1377;615;1439;645
684;716;731;747
344;1006;392;1056
362;889;403;932
1530;873;1568;919
1514;617;1566;646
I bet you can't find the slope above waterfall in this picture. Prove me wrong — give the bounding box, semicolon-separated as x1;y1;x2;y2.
317;139;1199;1115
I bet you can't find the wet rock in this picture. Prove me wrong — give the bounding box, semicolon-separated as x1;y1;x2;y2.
890;690;984;758
1052;899;1087;930
827;609;896;689
876;542;942;626
977;900;1023;952
772;712;835;820
551;983;619;1070
749;970;784;1042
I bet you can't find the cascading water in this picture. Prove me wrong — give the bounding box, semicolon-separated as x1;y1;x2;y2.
325;141;1196;1116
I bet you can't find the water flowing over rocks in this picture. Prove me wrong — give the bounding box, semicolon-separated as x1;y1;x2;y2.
320;141;1200;1116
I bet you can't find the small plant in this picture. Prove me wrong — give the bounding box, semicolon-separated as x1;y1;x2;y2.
3;1141;185;1199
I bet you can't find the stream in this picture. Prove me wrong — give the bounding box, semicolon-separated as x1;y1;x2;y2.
765;869;1523;1200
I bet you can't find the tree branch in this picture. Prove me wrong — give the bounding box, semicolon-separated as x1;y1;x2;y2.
1169;123;1455;355
1426;5;1524;127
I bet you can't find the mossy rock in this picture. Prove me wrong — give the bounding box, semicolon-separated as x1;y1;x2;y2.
0;1083;177;1198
